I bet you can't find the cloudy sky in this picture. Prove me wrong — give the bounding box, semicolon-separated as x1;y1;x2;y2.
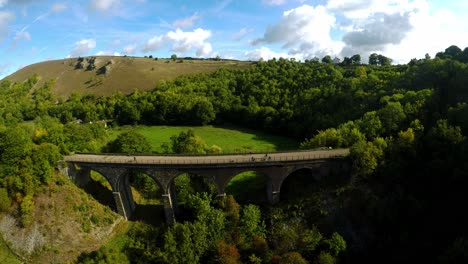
0;0;467;78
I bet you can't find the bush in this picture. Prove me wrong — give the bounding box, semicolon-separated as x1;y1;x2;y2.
21;194;35;227
316;251;336;264
0;188;11;211
280;252;308;264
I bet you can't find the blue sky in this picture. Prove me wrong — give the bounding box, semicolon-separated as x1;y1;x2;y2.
0;0;467;78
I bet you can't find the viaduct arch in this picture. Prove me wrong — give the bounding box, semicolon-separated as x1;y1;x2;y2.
62;149;350;224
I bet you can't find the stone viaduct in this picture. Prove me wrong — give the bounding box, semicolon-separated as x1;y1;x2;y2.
63;149;350;224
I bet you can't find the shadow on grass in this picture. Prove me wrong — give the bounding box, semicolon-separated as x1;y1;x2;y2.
83;179;116;212
226;171;269;205
211;123;299;152
131;204;165;226
280;169;321;201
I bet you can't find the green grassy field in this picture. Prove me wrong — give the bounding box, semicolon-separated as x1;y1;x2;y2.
107;125;298;154
0;236;21;264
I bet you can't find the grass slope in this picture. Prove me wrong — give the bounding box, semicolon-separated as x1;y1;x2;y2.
0;173;123;264
0;236;21;264
4;56;252;98
108;125;299;153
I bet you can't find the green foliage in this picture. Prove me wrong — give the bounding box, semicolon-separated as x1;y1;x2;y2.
350;138;386;177
126;222;163;263
77;247;129;264
186;193;226;245
358;111;382;139
32;143;62;185
438;237;468;264
0;188;11;211
324;232;346;256
298;227;322;256
279;252;308;264
315;251;336;264
106;130;151;154
64;122;107;152
162;221;208;264
163;129;223;154
241;204;266;240
131;173;160;200
169;129;206;154
20;194;35;227
300;128;342;149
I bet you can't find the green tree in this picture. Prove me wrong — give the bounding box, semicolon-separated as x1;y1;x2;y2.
241;204;266;240
350;138;387;178
171;54;177;61
20;194;35;227
369;53;379;65
186;193;226;245
166;129;207;154
279;252;308;264
300;128;342;149
324;232;347;256
378;102;406;135
106;130;152;154
351;54;361;64
0;188;11;211
358;111;383;139
322;55;332;64
316;251;336;264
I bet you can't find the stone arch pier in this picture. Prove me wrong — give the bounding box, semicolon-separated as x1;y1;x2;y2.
63;149;350;224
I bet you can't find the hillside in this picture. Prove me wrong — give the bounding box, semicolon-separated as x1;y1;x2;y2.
3;56;253;98
0;173;124;263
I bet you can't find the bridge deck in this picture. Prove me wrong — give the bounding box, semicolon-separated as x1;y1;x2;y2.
65;149;349;165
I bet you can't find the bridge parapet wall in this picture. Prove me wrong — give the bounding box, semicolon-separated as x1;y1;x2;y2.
63;150;349;224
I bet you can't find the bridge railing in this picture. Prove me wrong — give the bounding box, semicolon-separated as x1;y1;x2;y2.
65;149;349;165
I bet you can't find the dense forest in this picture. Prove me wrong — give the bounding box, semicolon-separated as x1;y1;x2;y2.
1;45;468;263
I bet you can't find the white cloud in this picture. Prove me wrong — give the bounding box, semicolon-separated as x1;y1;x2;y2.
90;0;120;12
167;28;212;56
172;14;200;29
142;35;166;52
0;0;7;7
69;39;96;57
0;11;14;42
384;7;468;63
253;5;344;57
96;50;120;56
327;0;426;19
142;28;213;57
14;31;31;42
262;0;286;6
51;3;67;13
232;28;254;41
329;0;468;63
122;43;137;54
244;46;290;61
341;11;413;57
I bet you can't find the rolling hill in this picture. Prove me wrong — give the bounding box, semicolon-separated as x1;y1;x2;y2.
3;56;253;98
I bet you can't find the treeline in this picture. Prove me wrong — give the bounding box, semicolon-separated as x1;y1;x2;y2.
3;47;467;143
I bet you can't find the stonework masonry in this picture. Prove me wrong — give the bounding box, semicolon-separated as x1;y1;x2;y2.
64;150;350;224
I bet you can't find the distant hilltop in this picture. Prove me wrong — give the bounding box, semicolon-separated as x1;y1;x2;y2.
3;56;253;98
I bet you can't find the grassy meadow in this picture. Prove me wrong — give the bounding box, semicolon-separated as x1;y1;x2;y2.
107;125;299;154
0;237;21;264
